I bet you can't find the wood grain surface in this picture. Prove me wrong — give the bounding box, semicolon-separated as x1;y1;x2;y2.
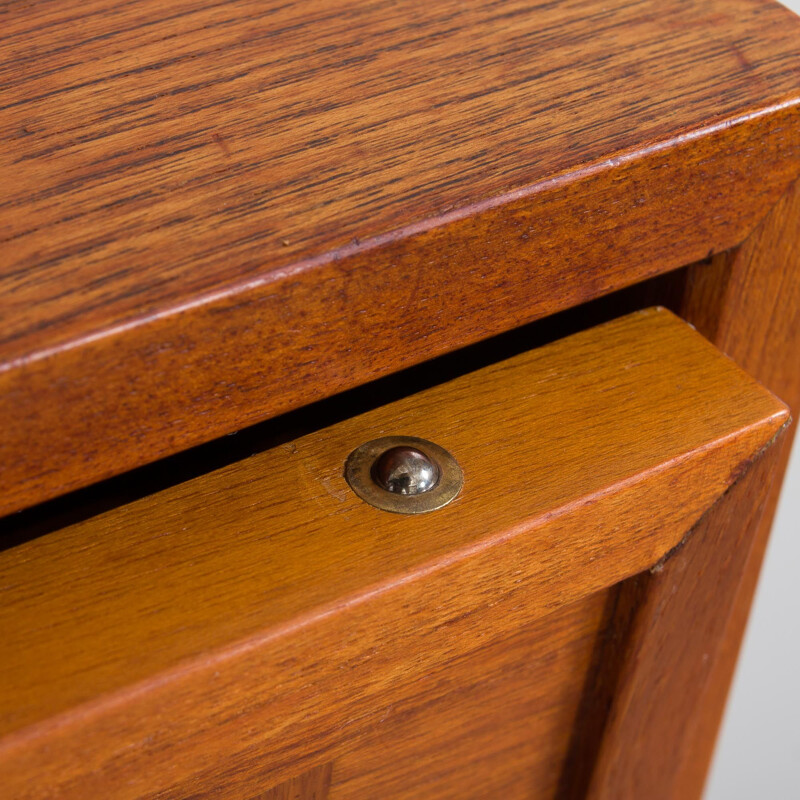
327;593;609;800
584;441;783;800
557;178;800;800
263;763;332;800
0;309;788;798
672;177;800;797
3;0;800;515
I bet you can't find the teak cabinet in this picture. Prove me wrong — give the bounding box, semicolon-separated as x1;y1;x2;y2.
1;1;799;798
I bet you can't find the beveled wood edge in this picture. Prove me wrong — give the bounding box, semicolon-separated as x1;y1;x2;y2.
2;100;800;518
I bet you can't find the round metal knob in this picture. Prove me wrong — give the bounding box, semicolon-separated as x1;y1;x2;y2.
372;446;440;495
345;436;463;514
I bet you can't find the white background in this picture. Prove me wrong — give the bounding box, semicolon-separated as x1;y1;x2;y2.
704;441;800;798
703;3;800;789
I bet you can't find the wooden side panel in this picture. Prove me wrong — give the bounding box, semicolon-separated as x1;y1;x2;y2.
676;177;800;795
575;179;800;799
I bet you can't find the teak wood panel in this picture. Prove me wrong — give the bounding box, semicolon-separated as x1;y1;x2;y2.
254;593;609;800
328;592;608;800
3;0;800;515
0;309;788;798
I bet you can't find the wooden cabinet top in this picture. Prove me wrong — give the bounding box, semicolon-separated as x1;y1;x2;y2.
2;0;800;515
3;0;800;357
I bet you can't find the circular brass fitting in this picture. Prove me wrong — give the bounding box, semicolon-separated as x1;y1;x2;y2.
345;436;462;514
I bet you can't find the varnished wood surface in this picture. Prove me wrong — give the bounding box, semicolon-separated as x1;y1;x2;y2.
558;178;800;800
5;0;800;353
264;763;332;800
3;0;800;515
12;591;610;800
673;177;800;797
327;593;608;800
585;440;783;800
0;309;788;798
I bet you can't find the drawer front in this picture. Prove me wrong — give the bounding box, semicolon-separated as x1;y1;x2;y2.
0;308;788;799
